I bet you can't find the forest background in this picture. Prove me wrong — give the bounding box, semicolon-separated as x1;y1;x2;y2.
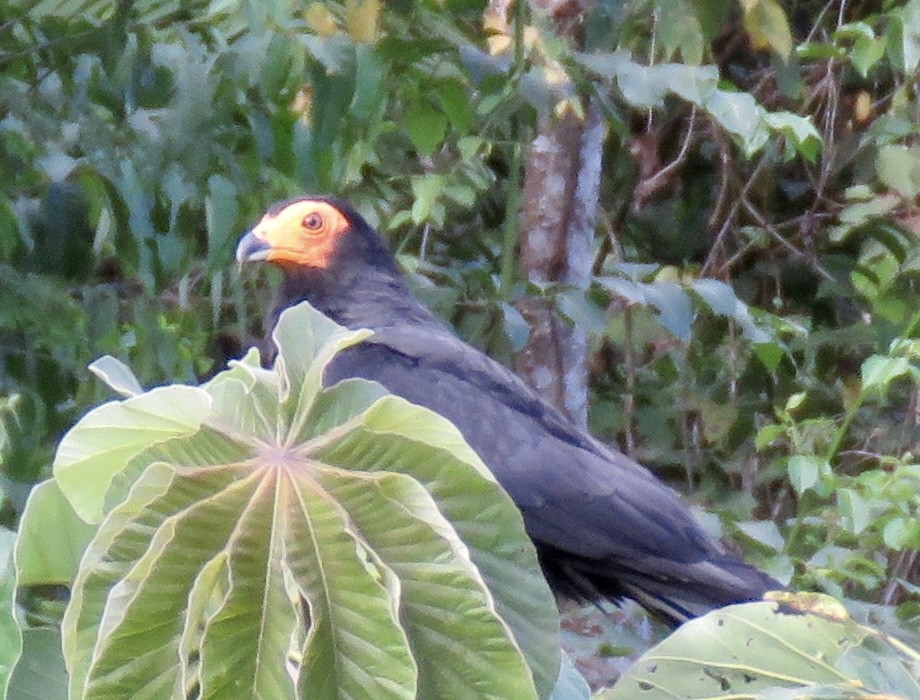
0;0;919;696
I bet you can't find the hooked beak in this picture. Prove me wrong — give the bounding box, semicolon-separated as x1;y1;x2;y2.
235;230;271;267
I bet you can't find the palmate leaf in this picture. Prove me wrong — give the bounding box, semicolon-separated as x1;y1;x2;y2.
46;301;560;699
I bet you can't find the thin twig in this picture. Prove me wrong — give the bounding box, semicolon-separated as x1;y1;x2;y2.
702;155;769;276
639;107;697;196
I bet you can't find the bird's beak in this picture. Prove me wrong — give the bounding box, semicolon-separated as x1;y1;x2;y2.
236;230;271;268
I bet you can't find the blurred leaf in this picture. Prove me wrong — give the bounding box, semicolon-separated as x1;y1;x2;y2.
753;340;785;371
7;629;67;700
346;0;381;43
787;454;824;495
882;517;909;549
0;194;19;260
597;277;692;340
305;2;338;36
850;35;886;76
88;355;144;398
435;78;475;132
501;301;531;352
656;0;704;64
691;279;770;342
24;0;185;21
785;392;807;412
762;112;823;162
548;652;591;700
351;45;386;120
0;528;19;698
410;174;444;224
860;354;911;395
828;193;900;243
755;423;786;450
900;0;920;72
740;0;793;60
702;89;768;155
642;281;692;340
837;488;871;536
16;480;96;586
876;145;920;200
405;102;448;156
735;519;785;552
205;174;240;269
556;290;608;335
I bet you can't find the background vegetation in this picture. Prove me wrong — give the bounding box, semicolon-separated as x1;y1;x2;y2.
1;0;918;695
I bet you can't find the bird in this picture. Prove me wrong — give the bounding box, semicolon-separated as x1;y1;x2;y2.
235;195;780;626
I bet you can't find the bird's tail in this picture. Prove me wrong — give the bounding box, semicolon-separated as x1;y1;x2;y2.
617;556;781;625
543;548;781;627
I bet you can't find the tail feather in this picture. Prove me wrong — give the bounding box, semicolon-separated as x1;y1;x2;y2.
539;547;781;626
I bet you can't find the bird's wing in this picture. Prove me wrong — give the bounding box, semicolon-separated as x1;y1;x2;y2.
324;324;717;563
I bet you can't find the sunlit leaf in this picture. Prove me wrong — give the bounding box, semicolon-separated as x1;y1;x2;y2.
88;355;144;398
15;480;96;586
346;0;381;43
762;112;823;162
900;0;920;72
740;0;793;60
52;385;212;523
46;302;559;699
787;455;827;495
703;89;768;155
876;145;920;200
861;354;911;394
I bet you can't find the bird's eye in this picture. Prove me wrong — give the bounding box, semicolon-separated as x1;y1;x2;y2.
302;213;324;231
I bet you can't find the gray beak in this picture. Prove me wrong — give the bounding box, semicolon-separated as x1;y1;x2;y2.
235;230;271;266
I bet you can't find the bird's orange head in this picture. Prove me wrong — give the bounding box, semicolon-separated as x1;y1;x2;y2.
236;197;352;270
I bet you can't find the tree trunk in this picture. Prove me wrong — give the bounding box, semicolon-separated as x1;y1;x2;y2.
515;92;604;427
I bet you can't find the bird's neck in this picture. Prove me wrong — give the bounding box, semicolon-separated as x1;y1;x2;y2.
274;262;440;331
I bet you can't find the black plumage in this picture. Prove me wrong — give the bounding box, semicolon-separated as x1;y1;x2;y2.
236;195;780;625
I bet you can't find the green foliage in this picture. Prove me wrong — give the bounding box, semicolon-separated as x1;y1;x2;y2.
18;303;563;699
2;0;919;693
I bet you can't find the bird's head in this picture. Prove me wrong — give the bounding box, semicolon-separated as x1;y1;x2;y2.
235;195;428;328
235;197;356;271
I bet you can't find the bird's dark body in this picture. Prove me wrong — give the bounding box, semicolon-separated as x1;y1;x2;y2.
251;196;779;625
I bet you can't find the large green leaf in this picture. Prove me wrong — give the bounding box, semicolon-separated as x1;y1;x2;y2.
15;480;96;587
52;384;212;524
600;595;920;699
45;301;559;699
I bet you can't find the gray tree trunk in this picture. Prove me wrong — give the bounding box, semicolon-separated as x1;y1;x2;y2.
515;97;604;428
